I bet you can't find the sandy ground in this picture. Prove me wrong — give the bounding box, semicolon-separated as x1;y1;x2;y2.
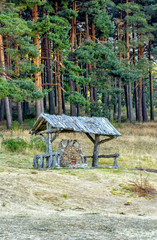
0;167;157;240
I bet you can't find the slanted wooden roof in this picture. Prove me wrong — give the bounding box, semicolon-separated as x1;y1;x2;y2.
30;113;121;137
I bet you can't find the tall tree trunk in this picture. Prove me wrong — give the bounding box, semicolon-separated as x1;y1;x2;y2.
102;93;108;113
142;79;148;122
114;78;117;115
118;1;122;123
70;79;76;116
132;33;138;121
4;34;11;68
23;101;30;119
91;23;97;104
15;44;23;124
32;5;43;117
0;34;12;129
126;0;134;123
118;80;121;123
134;80;138;120
132;19;138;121
56;52;62;115
70;0;77;116
53;48;57;107
60;55;66;114
48;40;55;114
45;35;55;114
73;2;80;115
109;79;113;121
149;41;154;120
109;94;113;121
61;74;66;114
124;85;129;119
41;35;47;111
71;1;77;50
0;99;5;121
75;58;80;116
138;45;143;122
17;103;23;124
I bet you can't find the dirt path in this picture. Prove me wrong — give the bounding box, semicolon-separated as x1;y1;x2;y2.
0;168;157;239
0;212;157;240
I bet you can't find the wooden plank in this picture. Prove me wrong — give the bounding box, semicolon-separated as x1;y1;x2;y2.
98;136;114;145
85;154;120;158
30;113;121;137
85;133;95;144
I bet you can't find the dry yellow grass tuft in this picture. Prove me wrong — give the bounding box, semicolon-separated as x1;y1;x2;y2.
129;172;157;197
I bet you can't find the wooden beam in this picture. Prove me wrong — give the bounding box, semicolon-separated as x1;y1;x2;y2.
44;128;59;133
33;119;45;133
98;153;120;158
98;136;114;145
85;154;119;158
51;133;59;142
38;133;47;143
85;133;95;144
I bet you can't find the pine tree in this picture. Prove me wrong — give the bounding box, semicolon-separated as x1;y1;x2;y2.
0;1;46;127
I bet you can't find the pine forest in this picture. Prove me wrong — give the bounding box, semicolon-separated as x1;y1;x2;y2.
0;0;157;129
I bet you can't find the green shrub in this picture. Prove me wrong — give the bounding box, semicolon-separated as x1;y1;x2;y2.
24;118;36;128
2;137;28;152
29;137;46;152
11;121;22;130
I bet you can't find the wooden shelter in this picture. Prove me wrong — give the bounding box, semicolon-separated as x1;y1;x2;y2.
30;113;121;168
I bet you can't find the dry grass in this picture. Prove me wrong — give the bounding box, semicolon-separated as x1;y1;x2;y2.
129;173;157;197
0;121;157;240
0;121;157;169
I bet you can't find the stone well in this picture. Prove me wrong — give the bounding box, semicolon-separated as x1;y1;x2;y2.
59;140;87;168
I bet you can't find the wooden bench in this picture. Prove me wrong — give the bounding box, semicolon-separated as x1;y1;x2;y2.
33;151;62;169
84;153;120;168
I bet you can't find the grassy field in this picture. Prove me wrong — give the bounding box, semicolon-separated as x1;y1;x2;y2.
0;120;157;169
0;121;157;239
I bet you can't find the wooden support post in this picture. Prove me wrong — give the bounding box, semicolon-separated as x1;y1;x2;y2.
39;155;44;168
48;155;54;168
113;157;118;168
92;134;100;167
33;155;39;168
85;153;120;168
85;133;116;168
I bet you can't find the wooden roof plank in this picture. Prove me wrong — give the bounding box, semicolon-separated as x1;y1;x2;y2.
30;113;121;137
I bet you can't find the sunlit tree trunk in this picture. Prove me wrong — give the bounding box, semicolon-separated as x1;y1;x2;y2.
54;1;62;115
118;0;122;123
132;25;138;121
70;0;77;116
32;5;43;117
142;78;148;122
0;34;12;129
56;52;62;115
14;44;23;124
138;45;143;122
126;0;134;123
149;41;154;120
53;47;57;107
44;35;55;114
124;85;129;119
